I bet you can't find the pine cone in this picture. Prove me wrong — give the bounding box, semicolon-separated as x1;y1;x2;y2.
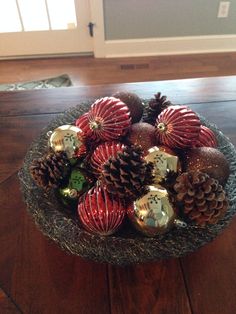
101;145;154;201
30;151;70;191
174;171;229;226
143;92;172;125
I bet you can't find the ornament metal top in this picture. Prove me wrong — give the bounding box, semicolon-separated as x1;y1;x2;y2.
48;125;83;159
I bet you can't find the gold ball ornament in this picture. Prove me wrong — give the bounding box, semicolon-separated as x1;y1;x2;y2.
145;146;181;183
48;125;83;159
128;186;186;237
182;147;230;186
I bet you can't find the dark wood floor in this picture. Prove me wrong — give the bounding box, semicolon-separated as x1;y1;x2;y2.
1;52;236;86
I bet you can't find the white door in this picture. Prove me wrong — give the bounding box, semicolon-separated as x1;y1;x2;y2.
0;0;93;58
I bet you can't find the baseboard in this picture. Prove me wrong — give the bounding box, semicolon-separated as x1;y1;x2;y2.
98;35;236;58
0;52;93;61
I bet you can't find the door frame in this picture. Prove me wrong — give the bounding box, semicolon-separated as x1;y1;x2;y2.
90;1;236;58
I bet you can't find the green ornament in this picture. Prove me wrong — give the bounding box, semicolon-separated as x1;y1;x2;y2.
58;168;92;207
69;168;87;191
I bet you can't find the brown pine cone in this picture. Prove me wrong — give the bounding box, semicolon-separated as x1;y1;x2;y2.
174;171;229;226
101;145;154;201
142;92;172;125
30;151;70;191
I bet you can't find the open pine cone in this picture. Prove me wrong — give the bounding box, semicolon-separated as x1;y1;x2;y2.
174;171;229;226
142;92;172;125
101;145;154;201
30;151;70;191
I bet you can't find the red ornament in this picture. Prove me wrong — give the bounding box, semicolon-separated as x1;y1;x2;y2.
76;97;131;142
195;125;217;148
90;141;125;175
75;112;93;139
155;105;201;149
78;185;126;236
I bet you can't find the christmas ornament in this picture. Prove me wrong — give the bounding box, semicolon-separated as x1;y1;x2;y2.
48;125;83;159
112;91;143;123
30;151;70;190
143;92;172;125
155;105;201;149
182;147;230;186
145;146;181;183
126;122;157;154
78;185;127;236
76;97;131;142
195;125;217;148
128;185;186;237
58;168;92;206
101;145;154;201
75;113;99;146
174;171;229;226
90;141;125;176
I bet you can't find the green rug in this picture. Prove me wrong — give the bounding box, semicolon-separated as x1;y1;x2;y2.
0;74;72;91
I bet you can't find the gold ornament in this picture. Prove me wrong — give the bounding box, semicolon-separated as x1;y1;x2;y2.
145;146;181;183
128;186;185;237
48;125;83;159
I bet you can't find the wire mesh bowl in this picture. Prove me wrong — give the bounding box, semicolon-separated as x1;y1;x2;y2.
18;102;236;265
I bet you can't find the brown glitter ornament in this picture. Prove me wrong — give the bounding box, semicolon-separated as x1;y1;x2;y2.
113;91;143;123
174;171;229;226
182;147;230;186
126;122;158;154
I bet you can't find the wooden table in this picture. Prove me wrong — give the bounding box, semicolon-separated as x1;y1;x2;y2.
0;76;236;314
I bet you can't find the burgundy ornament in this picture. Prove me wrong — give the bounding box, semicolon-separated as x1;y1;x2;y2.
90;141;125;176
155;105;201;149
195;125;217;148
76;97;131;142
78;185;126;236
75;112;92;139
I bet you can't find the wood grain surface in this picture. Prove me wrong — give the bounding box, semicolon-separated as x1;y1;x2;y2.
0;289;20;313
0;76;236;314
1;53;236;86
1;76;236;117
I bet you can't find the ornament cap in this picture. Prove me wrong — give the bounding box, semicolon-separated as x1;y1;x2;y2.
90;120;102;130
174;219;187;228
157;122;166;132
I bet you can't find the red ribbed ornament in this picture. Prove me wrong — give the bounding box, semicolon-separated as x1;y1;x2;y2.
155;105;201;149
78;185;126;236
76;97;131;142
75;112;93;139
90;141;125;176
195;125;217;148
